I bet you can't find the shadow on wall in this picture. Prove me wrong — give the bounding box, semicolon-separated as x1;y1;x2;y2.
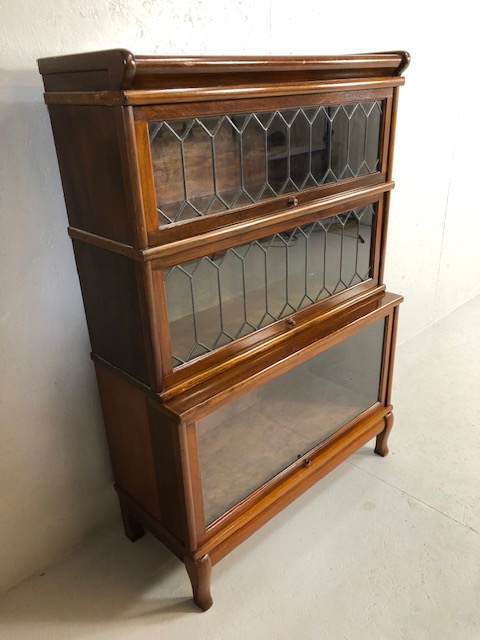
0;69;117;595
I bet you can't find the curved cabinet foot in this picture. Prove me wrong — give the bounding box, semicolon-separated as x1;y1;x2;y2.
185;554;213;611
375;411;394;457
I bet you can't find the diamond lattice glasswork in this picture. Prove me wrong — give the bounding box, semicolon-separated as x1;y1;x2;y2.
149;102;383;226
164;204;375;367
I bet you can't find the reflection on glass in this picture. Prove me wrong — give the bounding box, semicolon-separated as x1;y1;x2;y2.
196;319;385;524
149;102;383;225
164;205;375;367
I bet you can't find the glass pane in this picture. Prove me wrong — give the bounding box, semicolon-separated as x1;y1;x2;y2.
348;104;368;176
364;102;382;172
290;110;311;189
148;101;384;225
330;106;350;180
243;115;266;201
197;319;385;524
149;123;184;224
311;108;329;182
267;112;289;194
214;117;242;207
165;204;376;367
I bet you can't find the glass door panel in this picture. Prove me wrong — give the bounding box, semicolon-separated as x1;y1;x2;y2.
196;319;386;525
164;204;375;367
149;101;384;226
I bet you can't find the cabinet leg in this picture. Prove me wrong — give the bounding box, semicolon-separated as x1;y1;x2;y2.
119;499;144;542
184;554;213;611
375;411;394;457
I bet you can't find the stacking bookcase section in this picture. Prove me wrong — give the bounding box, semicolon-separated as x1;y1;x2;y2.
39;49;409;611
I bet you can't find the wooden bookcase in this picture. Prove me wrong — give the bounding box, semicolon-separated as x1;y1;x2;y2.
38;49;409;610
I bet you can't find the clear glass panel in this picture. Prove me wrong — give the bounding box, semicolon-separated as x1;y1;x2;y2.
329;106;350;180
290;110;311;189
267;112;289;195
149;123;185;225
214;117;242;207
364;102;383;172
149;102;384;225
243;115;267;201
164;204;376;367
348;105;368;176
196;319;385;524
311;108;329;182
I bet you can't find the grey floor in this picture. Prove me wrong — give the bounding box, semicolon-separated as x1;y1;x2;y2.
1;295;479;639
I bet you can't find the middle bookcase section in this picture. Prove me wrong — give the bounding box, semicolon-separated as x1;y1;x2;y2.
148;101;383;226
164;204;376;367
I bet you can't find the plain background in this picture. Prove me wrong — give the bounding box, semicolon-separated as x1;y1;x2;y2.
1;0;479;596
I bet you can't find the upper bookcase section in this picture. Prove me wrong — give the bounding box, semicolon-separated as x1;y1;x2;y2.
38;49;410;106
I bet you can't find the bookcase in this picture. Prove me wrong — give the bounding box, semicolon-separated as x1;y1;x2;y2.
38;49;409;610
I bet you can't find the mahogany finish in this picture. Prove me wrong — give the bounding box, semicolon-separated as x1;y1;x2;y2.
39;49;408;611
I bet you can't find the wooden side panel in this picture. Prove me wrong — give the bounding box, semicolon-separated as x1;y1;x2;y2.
148;401;186;542
385;305;400;406
47;104;135;244
95;363;161;521
73;240;150;384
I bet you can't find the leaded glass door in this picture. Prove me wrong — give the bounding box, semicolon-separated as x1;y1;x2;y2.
164;203;377;367
148;101;384;226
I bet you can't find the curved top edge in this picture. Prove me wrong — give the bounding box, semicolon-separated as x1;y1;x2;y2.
375;50;411;75
38;49;410;92
133;52;409;76
38;48;137;90
133;51;408;65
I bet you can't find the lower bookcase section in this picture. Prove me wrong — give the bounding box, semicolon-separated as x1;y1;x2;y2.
95;291;401;611
197;318;385;525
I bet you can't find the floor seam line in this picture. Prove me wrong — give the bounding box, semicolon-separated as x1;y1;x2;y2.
348;460;480;535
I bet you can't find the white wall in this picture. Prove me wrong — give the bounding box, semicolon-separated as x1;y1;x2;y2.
1;0;479;595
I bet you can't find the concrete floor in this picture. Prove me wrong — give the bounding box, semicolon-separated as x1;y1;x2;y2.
1;295;479;639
